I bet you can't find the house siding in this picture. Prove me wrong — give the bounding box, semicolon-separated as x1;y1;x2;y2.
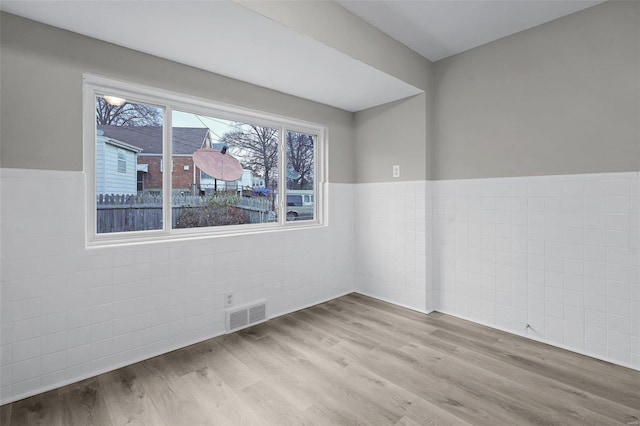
101;143;137;195
96;141;105;195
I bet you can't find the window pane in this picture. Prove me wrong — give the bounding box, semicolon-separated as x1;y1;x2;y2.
96;96;164;233
285;130;315;221
171;110;278;229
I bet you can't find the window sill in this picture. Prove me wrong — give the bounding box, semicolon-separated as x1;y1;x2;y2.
86;220;326;249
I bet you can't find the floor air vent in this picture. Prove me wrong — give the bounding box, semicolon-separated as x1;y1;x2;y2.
226;300;268;333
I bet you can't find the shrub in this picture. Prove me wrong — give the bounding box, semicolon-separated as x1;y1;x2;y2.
174;194;247;228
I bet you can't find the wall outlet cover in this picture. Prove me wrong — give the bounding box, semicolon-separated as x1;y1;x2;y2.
225;293;234;307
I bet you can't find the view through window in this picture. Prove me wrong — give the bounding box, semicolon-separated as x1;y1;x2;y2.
170;110;280;229
89;80;321;241
95;96;164;233
286;130;315;221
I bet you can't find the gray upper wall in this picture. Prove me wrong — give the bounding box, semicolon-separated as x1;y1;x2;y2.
239;0;431;91
3;0;637;184
355;94;430;183
0;12;355;183
432;0;640;180
240;0;434;184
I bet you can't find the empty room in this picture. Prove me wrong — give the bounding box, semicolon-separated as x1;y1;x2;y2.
0;0;639;424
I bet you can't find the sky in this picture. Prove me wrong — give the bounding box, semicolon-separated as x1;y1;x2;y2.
172;110;234;143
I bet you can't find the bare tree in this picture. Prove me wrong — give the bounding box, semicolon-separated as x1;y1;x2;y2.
95;97;163;126
286;131;314;190
221;124;279;190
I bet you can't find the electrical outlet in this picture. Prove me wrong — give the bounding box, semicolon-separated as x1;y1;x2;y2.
225;293;234;308
392;165;400;178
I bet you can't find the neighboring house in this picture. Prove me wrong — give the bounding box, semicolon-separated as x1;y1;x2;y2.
96;130;141;195
253;174;265;188
98;125;212;195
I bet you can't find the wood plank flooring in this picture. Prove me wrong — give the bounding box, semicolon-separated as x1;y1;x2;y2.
2;293;639;425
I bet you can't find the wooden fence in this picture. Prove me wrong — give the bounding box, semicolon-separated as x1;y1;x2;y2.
97;193;272;233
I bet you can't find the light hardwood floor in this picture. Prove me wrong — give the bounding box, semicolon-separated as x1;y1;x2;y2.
2;293;639;425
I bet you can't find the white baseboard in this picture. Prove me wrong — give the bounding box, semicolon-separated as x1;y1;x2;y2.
436;309;640;373
353;291;432;315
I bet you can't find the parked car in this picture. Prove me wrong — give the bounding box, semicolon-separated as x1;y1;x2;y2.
286;190;314;221
252;188;272;197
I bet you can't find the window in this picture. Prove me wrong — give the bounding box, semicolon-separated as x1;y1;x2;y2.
136;170;145;192
285;130;316;221
84;75;325;245
172;109;280;229
117;150;127;173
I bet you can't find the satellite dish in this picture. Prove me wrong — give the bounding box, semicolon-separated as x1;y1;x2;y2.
193;148;243;181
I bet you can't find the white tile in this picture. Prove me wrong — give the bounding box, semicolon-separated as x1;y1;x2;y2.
564;259;583;275
0;344;13;366
12;337;41;363
586;309;607;327
607;214;631;231
545;301;564;319
608;330;631;352
545;271;564;287
66;345;92;370
12;357;40;383
608;297;631;318
606;180;631;197
585;341;607;358
607;314;632;335
607;348;630;365
12;378;41;399
40;351;67;376
607;230;630;248
564;181;584;197
545;286;564;303
607;264;631;284
40;293;70;316
584;292;607;312
12;318;41;342
586;324;607;345
584;262;606;279
40;331;67;356
607;247;633;265
607;197;631;214
429;173;639;370
12;298;42;322
584;181;606;197
564;321;584;349
564;274;583;292
608;281;631;299
584;228;606;246
584;245;606;262
4;170;638;404
545;315;564;335
584;276;607;296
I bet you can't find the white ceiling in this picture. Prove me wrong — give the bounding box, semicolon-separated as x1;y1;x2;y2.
0;0;422;112
339;0;606;61
1;1;607;112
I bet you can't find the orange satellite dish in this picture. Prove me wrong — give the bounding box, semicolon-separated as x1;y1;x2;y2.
193;148;243;182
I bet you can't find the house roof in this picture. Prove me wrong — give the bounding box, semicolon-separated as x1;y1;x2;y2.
97;125;210;155
99;136;143;153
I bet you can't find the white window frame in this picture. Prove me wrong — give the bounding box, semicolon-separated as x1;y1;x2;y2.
84;74;327;247
117;149;126;173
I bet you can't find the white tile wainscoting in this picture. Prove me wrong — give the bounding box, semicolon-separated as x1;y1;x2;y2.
354;180;433;313
0;168;355;404
1;169;639;404
355;172;639;371
432;172;639;370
